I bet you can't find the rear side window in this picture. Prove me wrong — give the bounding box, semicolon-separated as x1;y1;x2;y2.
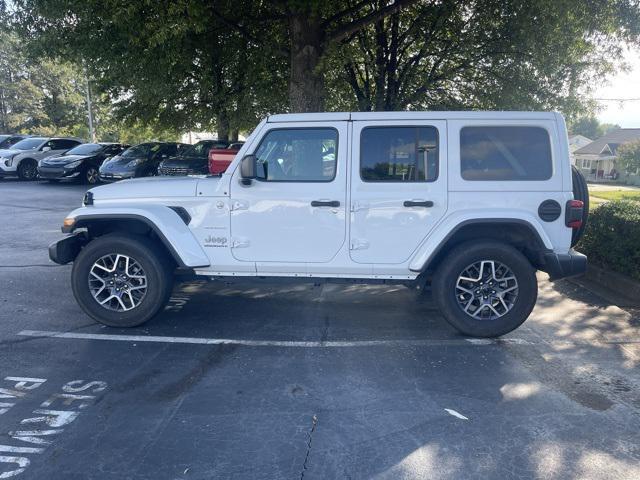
360;127;438;182
460;126;552;181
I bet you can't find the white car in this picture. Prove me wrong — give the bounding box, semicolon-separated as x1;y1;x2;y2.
50;111;588;337
0;137;83;180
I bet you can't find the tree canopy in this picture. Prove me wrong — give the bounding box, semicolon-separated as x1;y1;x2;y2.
5;0;640;138
617;141;640;174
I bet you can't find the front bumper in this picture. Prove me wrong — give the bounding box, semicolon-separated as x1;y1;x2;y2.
543;250;587;280
38;166;81;180
99;171;135;182
48;233;88;265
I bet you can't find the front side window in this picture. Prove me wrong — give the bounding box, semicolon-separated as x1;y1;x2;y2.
460;126;552;181
360;127;439;182
254;128;337;182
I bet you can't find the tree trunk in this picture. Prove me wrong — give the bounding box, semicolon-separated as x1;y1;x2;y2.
231;129;239;142
289;13;325;112
217;110;229;142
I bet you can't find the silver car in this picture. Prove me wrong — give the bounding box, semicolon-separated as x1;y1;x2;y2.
0;137;83;180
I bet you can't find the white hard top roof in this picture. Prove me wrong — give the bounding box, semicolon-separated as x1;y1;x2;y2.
267;111;559;122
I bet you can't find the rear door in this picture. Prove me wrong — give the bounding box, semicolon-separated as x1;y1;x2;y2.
350;120;448;264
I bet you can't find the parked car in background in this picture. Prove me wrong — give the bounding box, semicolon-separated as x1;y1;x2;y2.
158;139;228;176
208;142;244;175
38;143;128;184
0;134;30;149
99;142;187;182
0;137;83;180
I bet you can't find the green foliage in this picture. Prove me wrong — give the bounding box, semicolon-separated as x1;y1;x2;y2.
569;116;621;139
579;200;640;281
617;141;640;174
0;30;87;136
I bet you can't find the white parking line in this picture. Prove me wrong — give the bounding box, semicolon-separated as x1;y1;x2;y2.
17;330;534;348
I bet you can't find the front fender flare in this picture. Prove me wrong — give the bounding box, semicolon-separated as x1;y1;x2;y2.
62;205;210;268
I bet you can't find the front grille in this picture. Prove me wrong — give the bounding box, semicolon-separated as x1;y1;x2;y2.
159;166;191;176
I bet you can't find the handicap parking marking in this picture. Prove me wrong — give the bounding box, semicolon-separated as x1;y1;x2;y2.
0;376;108;479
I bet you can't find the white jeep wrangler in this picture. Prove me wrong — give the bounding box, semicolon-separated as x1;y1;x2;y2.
50;112;588;337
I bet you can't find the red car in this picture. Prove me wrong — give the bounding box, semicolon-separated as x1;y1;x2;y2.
208;142;244;175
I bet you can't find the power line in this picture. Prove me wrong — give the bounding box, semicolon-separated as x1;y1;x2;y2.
594;98;640;102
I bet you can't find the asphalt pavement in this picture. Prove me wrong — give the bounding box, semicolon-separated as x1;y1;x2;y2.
1;178;639;480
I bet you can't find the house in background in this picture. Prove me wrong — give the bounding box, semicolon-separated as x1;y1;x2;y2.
568;134;592;165
574;128;640;185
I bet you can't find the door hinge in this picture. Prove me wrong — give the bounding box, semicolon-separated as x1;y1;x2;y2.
231;237;250;248
351;201;369;212
350;239;370;250
230;200;249;211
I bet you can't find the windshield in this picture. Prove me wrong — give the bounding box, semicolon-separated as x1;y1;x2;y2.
0;135;9;142
66;144;102;155
182;141;222;158
11;138;46;150
122;143;157;157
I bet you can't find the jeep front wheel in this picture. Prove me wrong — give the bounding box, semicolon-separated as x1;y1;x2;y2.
432;241;537;337
71;233;174;327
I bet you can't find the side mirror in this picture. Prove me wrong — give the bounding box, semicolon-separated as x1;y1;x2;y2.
240;154;257;179
42;146;51;152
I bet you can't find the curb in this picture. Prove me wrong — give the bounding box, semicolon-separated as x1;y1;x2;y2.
570;264;640;308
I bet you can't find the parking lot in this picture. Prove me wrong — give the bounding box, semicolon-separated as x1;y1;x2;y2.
0;179;639;479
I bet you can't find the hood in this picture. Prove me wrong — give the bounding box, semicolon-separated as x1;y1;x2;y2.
161;155;207;169
42;154;90;165
89;175;208;200
0;148;22;159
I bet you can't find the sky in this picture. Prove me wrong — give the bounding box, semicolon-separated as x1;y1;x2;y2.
595;47;640;127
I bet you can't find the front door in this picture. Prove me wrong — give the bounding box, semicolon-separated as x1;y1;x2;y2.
350;120;448;264
230;123;348;264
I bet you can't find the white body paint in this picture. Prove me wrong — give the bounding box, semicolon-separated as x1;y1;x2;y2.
62;111;575;278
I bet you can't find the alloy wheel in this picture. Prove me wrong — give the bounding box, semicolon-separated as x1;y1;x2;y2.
455;260;519;320
88;254;148;311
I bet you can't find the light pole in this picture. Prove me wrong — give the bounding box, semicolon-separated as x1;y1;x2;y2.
85;73;95;142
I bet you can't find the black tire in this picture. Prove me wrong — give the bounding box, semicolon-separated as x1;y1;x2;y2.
432;241;538;337
71;233;174;327
571;165;589;247
17;159;38;180
82;166;100;184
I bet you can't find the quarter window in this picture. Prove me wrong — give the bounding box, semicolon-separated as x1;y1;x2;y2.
360;127;438;182
460;126;552;181
254;128;337;182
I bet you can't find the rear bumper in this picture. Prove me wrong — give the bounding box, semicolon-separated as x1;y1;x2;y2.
542;250;587;280
48;233;88;265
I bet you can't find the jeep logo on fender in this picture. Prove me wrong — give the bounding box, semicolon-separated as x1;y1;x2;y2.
204;235;228;247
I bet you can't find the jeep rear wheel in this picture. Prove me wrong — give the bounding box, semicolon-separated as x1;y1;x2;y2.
432;241;537;337
71;233;174;327
17;159;38;180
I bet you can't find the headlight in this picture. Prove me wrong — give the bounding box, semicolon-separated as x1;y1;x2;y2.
126;159;144;167
65;160;82;169
3;157;12;167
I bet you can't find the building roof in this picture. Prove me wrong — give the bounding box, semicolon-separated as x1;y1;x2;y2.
574;128;640;156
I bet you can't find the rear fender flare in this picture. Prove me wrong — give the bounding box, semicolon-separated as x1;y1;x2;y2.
409;212;553;272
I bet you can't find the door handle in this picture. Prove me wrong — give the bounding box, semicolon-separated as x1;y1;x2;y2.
311;200;340;207
403;200;434;208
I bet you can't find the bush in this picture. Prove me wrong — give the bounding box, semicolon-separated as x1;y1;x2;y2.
578;200;640;281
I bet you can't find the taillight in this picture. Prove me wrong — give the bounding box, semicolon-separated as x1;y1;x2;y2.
566;199;584;229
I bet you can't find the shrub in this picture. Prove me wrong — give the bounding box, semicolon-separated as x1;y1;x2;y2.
578;200;640;281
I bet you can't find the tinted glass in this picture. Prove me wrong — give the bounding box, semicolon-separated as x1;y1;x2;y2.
460;126;552;181
11;138;46;150
66;144;102;155
360;127;438;182
122;143;155;157
183;140;227;158
254;128;337;182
